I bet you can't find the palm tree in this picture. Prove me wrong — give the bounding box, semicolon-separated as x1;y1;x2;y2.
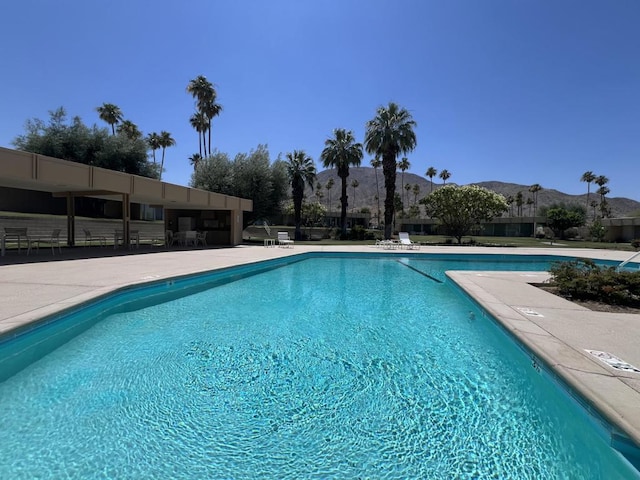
529;183;542;217
526;197;534;216
96;103;123;135
398;157;411;207
321;128;363;238
351;179;359;212
370;156;382;225
439;169;451;185
412;184;420;206
187;75;217;154
285;150;316;240
201;100;222;154
147;132;161;164
506;195;514;216
189;112;208;156
325;178;335;213
516;191;524;216
158;131;176;180
189;153;203;171
595;175;610;218
116;120;142;140
365;102;417;239
529;183;542;233
580;171;596;211
426;166;437;193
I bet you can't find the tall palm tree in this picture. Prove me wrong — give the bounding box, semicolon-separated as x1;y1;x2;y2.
96;103;123;135
285;150;316;240
351;179;359;212
187;75;217;154
580;171;596;210
147;132;161;164
116;120;142;140
325;178;334;213
189;112;208;156
516;191;524;216
201;100;222;154
398;157;411;207
528;183;542;217
189;153;203;171
365;102;417;239
529;183;542;233
506;195;514;217
439;169;451;185
158;131;176;180
595;175;610;218
370;156;382;226
321;128;363;238
426;166;437;193
412;184;420;206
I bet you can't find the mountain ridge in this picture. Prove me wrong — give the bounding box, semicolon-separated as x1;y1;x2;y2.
308;167;640;218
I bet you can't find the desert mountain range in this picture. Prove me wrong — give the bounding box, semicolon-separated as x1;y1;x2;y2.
309;167;640;218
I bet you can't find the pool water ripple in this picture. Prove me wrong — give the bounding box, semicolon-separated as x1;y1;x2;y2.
0;256;637;478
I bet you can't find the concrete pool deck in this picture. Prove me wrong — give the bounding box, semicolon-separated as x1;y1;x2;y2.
1;244;639;450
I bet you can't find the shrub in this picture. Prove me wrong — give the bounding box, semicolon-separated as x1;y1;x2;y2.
549;259;640;307
631;239;640;250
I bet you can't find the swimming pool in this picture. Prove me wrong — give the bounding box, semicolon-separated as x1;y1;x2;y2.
0;254;638;478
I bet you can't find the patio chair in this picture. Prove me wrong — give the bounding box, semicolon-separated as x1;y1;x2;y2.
165;230;175;248
36;228;62;254
398;232;420;250
196;231;207;247
277;231;294;248
83;229;106;247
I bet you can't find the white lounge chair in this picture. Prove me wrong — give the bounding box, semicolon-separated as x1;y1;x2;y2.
277;231;294;248
399;232;420;250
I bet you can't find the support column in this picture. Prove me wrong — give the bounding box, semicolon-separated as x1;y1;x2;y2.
66;194;75;247
122;193;130;248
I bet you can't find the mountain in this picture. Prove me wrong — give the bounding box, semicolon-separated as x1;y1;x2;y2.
308;167;640;218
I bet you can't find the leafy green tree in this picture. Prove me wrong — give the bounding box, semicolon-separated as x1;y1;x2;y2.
580;171;596;210
421;185;508;243
232;145;286;219
321;128;363;238
426;166;437;193
158;131;175;180
545;204;586;239
439;169;451;185
286;150;316;240
13;107;155;177
96;103;123;135
191;150;234;194
365;102;417;239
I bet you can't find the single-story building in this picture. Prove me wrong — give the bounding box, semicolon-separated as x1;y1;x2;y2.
0;147;252;247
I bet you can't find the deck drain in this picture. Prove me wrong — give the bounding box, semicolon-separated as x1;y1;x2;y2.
515;307;544;317
585;350;640;373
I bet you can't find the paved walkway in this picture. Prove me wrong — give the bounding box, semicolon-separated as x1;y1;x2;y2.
1;245;640;450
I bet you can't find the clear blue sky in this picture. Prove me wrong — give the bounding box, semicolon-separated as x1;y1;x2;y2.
1;0;639;200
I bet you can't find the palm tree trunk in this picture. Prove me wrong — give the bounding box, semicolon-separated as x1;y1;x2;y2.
382;154;396;239
340;176;348;238
208;120;212;155
198;132;202;156
374;169;381;226
160;148;166;180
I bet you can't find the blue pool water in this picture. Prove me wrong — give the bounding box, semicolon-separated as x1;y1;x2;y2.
0;254;638;478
